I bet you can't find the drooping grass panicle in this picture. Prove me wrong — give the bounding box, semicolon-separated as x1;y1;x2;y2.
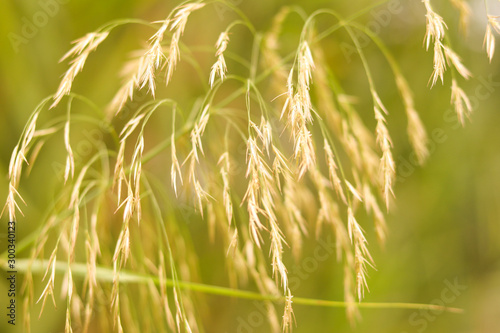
422;0;448;87
190;104;210;163
373;94;395;210
166;3;205;85
185;104;212;215
109;3;205;115
5;2;482;332
243;120;291;301
430;39;447;87
346;21;430;168
52;32;109;109
343;24;396;209
421;0;472;93
2;98;52;221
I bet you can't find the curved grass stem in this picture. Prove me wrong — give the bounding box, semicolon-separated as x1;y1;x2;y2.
2;258;464;315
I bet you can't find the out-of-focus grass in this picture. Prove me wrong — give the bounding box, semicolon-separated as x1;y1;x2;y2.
0;1;499;332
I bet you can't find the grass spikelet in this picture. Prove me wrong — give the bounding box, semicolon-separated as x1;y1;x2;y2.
344;260;360;324
443;45;471;80
113;143;126;203
423;0;447;50
209;32;229;87
484;15;500;62
63;120;75;183
171;131;183;196
190;104;210;162
185;104;212;215
294;121;316;178
347;207;374;301
108;55;143;114
272;145;291;190
373;94;395;210
363;183;387;246
243;137;268;247
430;40;447;87
218;152;233;225
346;180;363;203
139;21;169;97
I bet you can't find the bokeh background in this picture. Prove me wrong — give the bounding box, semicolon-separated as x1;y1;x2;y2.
1;0;499;332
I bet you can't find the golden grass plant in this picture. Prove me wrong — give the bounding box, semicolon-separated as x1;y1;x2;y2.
3;0;497;332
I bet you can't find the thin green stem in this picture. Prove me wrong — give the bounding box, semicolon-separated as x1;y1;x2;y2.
98;18;158;33
250;33;262;81
209;0;257;35
313;0;392;42
2;259;465;314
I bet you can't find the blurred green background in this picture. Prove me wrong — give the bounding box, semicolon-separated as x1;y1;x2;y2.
1;0;499;332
